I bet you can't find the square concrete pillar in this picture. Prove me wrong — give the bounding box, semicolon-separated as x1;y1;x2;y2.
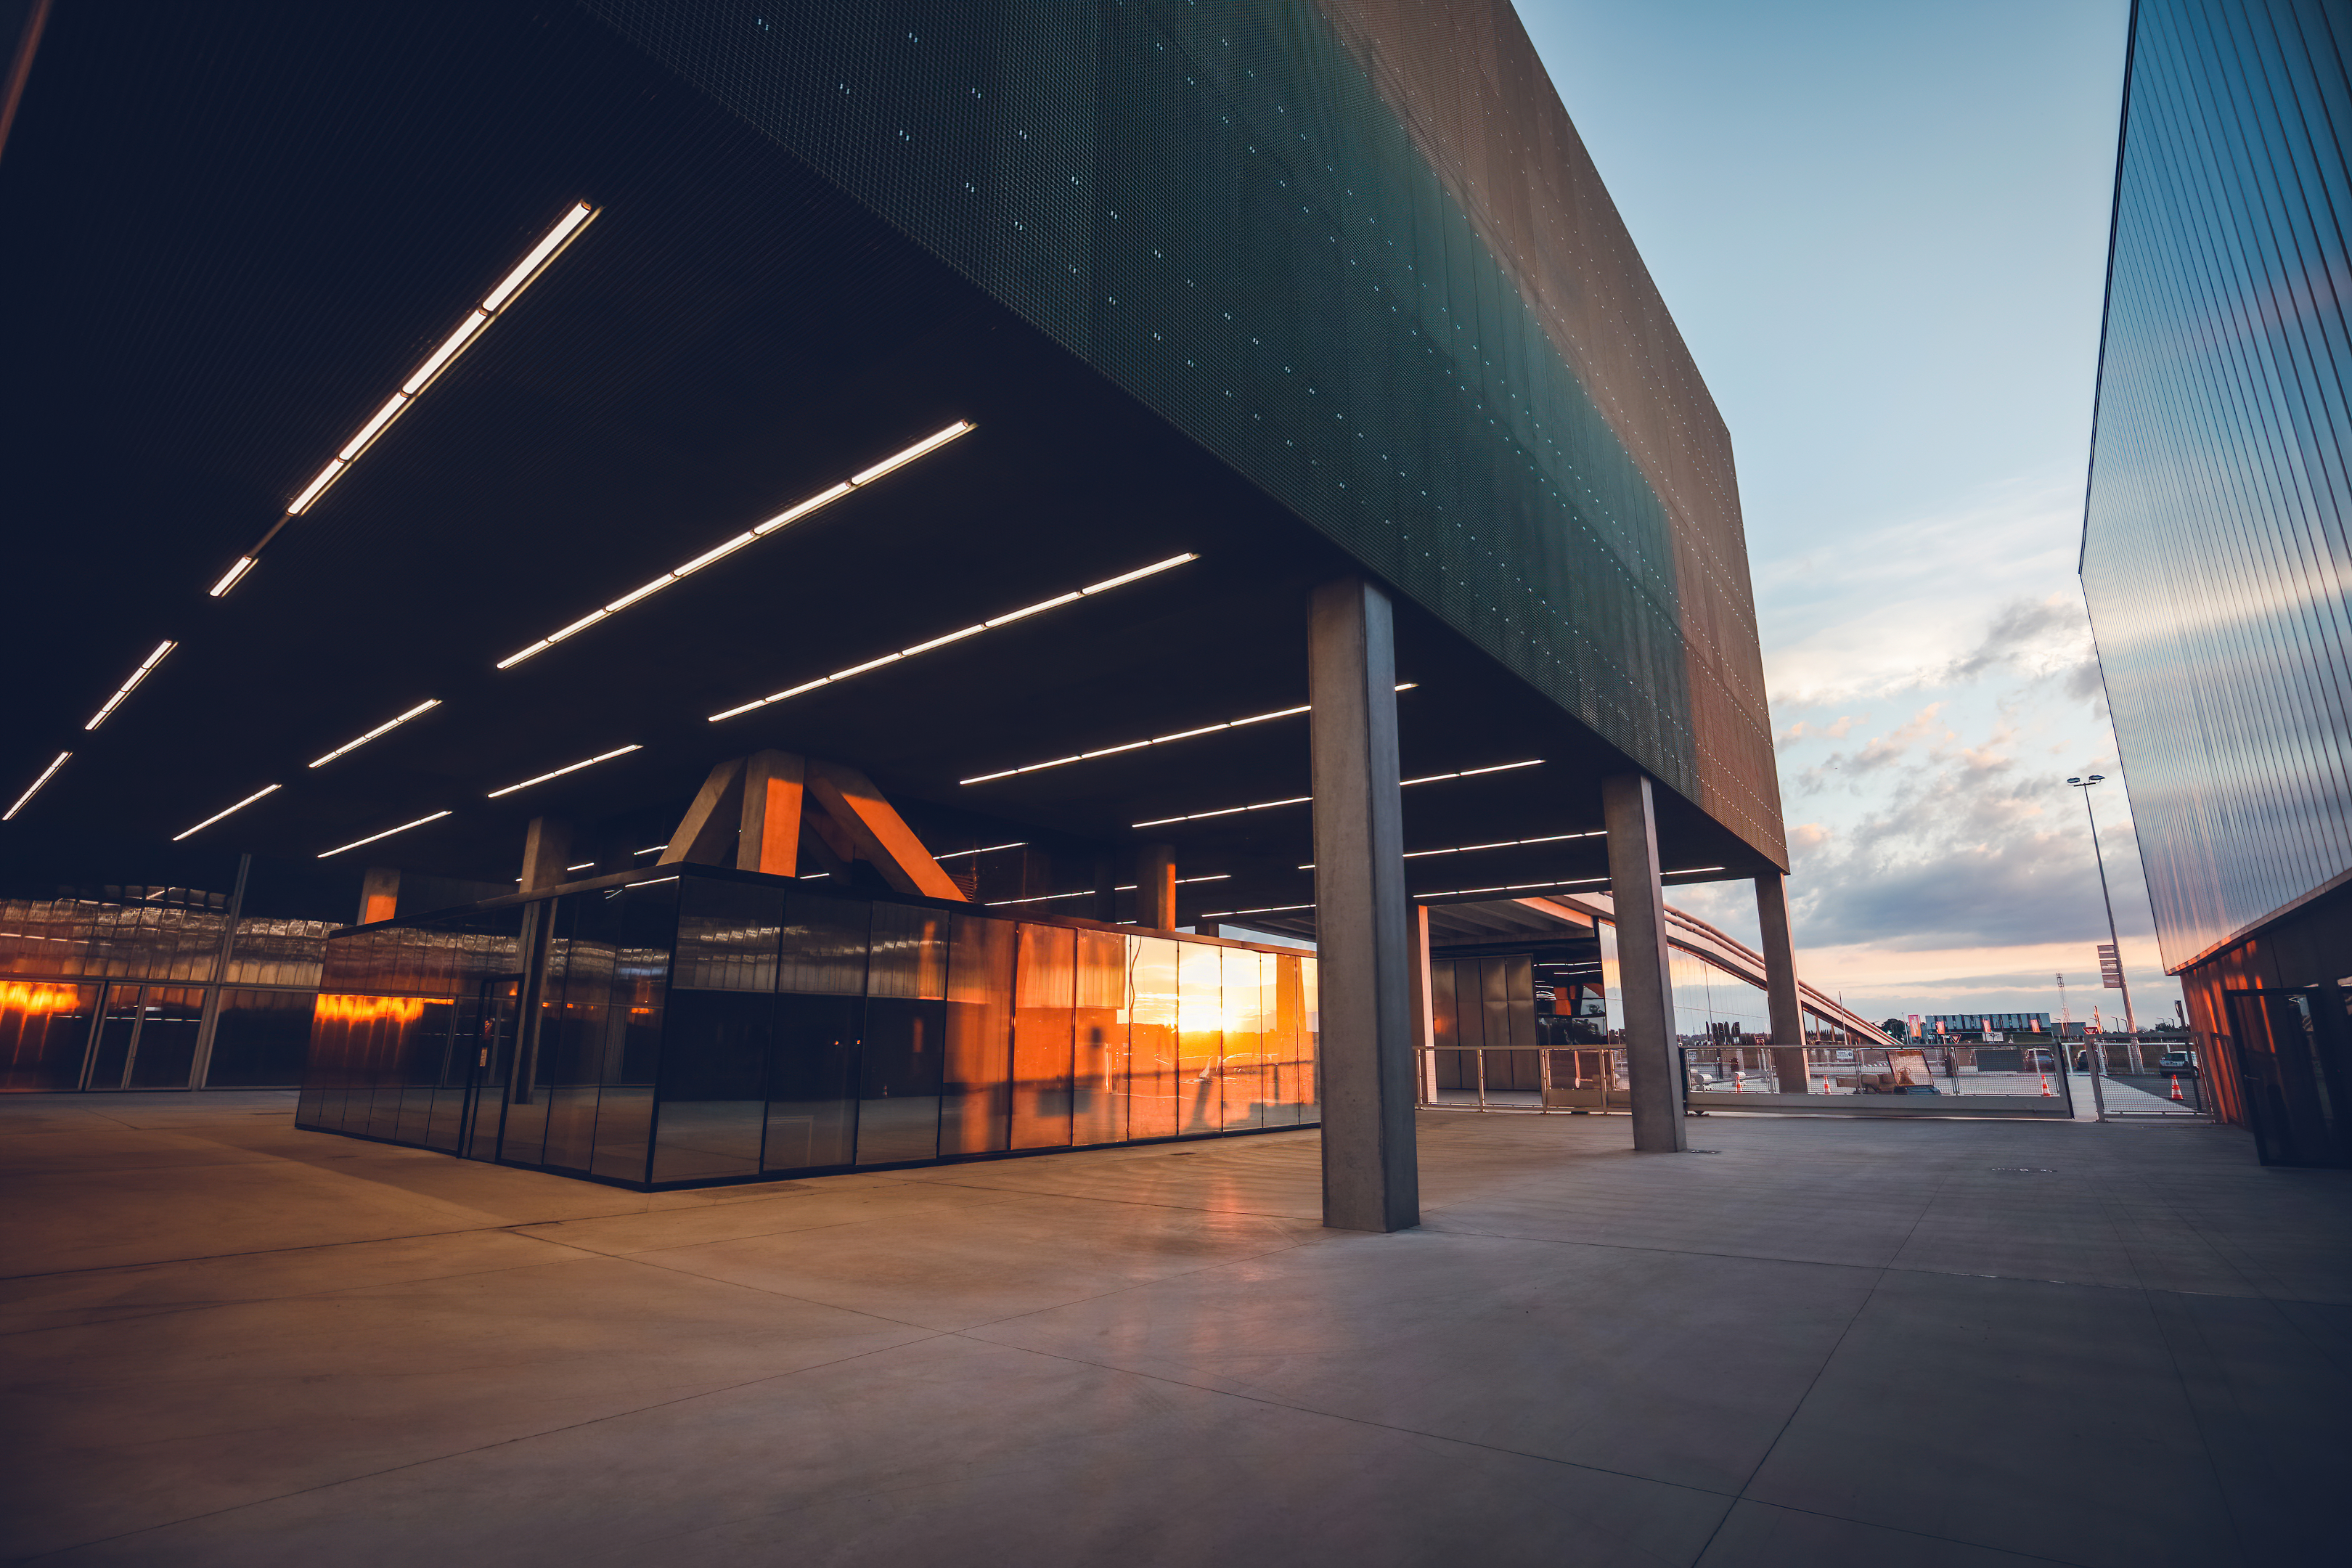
1092;852;1118;923
519;817;573;892
510;816;571;1104
1136;844;1177;930
1309;576;1418;1231
1602;772;1686;1151
1754;870;1809;1093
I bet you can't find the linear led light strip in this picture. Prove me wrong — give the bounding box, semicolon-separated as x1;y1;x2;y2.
709;553;1199;722
4;752;70;821
1130;759;1543;828
1408;866;1727;900
937;841;1026;860
497;420;976;669
960;685;1417;785
309;698;443;769
1299;828;1602;870
173;783;282;841
486;743;642;799
85;641;177;730
985;874;1228;909
1208;867;1728;917
319;810;453;859
209;203;602;600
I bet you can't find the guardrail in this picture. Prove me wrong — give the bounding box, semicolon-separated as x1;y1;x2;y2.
1420;1044;2108;1119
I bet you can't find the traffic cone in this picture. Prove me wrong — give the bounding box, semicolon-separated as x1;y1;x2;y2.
2170;1074;2185;1103
2038;1071;2052;1098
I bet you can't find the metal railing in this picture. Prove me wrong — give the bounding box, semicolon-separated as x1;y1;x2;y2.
1421;1043;2103;1119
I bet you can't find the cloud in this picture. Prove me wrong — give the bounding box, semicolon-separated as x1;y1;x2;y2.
1776;714;1866;751
1783;725;2146;952
1795;703;1958;791
1760;472;2084;709
1943;594;2095;685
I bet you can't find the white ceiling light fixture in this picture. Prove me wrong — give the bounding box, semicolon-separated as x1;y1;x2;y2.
1407;866;1726;900
208;201;601;599
935;841;1027;860
1130;761;1543;829
1411;877;1607;899
485;743;644;799
4;752;71;822
495;420;977;669
308;698;444;769
1199;903;1315;918
172;783;283;842
1300;828;1604;870
708;552;1199;722
984;873;1228;910
960;685;1417;786
84;641;176;731
317;809;454;859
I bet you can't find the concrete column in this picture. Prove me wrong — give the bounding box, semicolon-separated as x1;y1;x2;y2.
1136;844;1177;931
1309;576;1418;1231
188;852;251;1090
1092;852;1118;923
358;865;400;925
519;817;573;892
508;817;573;1103
1408;901;1437;1102
1754;870;1809;1093
1603;772;1686;1151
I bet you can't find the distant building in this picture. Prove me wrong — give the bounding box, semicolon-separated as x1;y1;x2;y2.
2081;0;2352;1164
1917;1013;2051;1037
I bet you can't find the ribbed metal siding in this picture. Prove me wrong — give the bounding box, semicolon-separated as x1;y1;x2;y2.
2083;0;2352;970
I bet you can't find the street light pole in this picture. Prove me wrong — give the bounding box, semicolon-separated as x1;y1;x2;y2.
2067;773;2132;1122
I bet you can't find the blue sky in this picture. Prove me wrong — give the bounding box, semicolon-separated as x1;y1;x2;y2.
1516;1;2179;1026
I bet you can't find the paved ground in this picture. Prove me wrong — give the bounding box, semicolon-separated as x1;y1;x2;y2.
3;1093;2346;1567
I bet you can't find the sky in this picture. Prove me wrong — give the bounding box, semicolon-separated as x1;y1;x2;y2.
1513;0;2179;1028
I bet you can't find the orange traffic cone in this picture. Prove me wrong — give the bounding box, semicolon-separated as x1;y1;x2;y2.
2038;1071;2052;1098
2170;1074;2185;1103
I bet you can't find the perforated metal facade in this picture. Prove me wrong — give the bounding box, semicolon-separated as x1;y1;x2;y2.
581;0;1783;863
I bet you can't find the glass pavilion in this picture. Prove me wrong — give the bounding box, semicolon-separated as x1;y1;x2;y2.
298;865;1317;1188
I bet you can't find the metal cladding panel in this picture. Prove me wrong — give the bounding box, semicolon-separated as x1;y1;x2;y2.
579;0;1784;864
2082;0;2352;971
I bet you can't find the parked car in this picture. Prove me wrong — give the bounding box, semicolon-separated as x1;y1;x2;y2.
2157;1050;2199;1077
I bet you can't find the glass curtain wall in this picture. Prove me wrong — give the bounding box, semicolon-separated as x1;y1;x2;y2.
0;891;336;1090
298;867;1318;1188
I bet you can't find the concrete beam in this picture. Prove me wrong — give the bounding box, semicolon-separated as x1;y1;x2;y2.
737;750;804;876
804;759;967;902
661;759;746;867
1309;576;1418;1232
358;865;399;925
1602;772;1685;1151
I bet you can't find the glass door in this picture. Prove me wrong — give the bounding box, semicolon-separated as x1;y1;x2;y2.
460;976;523;1161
